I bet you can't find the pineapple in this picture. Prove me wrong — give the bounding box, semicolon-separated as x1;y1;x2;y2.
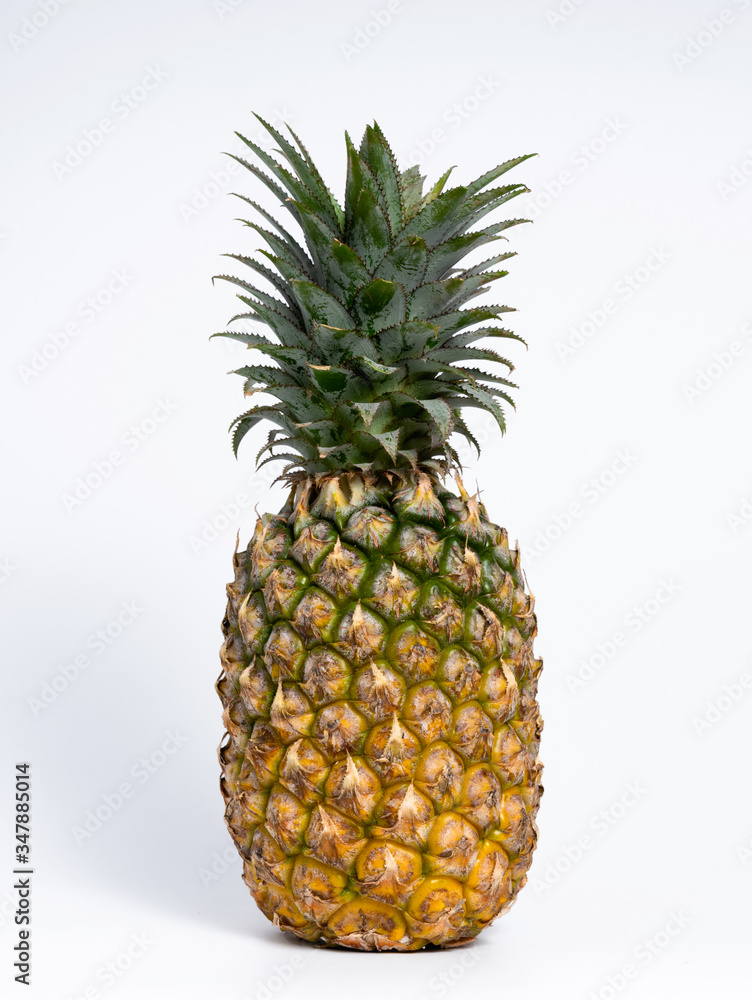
214;116;543;950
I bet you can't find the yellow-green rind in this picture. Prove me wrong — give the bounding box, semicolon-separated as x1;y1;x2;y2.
217;474;543;950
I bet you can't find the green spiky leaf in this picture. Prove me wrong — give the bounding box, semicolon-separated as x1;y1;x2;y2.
352;280;406;334
214;115;534;479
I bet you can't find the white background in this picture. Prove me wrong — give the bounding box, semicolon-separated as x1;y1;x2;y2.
2;0;751;997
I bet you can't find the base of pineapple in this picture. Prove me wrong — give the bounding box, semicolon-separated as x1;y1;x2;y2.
242;855;532;950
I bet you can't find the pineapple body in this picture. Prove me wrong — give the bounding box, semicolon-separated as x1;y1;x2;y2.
217;474;543;950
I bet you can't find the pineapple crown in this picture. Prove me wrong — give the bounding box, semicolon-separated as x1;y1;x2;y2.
213;114;534;483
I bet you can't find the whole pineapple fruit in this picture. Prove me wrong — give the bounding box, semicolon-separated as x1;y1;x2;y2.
215;116;543;950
